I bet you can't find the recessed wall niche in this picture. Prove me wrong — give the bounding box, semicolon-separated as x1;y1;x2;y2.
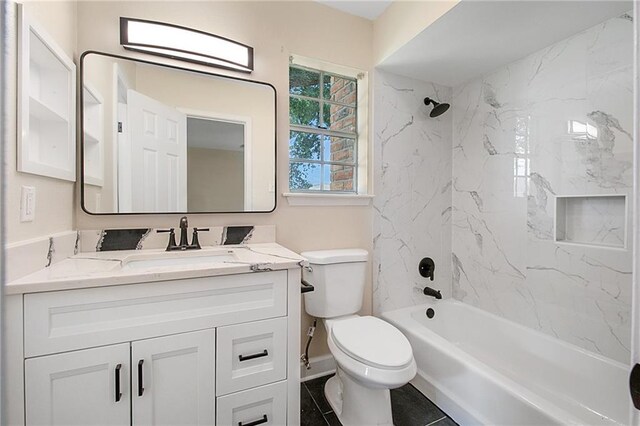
555;195;627;249
17;5;76;182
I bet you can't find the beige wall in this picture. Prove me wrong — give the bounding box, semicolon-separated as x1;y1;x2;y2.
73;1;374;358
134;64;275;211
373;0;459;65
187;147;244;211
6;1;77;243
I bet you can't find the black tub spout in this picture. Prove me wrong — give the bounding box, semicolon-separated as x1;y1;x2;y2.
423;286;442;299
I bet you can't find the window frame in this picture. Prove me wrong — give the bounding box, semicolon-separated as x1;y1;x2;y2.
287;55;369;197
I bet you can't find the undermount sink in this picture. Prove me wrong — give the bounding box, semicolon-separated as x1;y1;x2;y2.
121;250;237;270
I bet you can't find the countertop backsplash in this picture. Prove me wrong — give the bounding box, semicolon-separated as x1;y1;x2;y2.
6;225;276;283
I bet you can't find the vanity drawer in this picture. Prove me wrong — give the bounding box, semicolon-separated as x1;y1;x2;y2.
24;271;287;357
216;317;287;395
216;380;287;426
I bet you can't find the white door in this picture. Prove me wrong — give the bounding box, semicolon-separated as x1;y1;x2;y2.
127;89;187;212
25;343;130;426
117;101;131;212
132;329;215;426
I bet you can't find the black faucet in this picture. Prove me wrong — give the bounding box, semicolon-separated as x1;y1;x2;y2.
178;216;189;248
157;216;210;251
419;257;441;299
423;286;442;299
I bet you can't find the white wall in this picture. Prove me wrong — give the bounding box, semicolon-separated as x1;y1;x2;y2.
373;10;633;364
373;70;452;314
451;12;633;363
372;0;459;65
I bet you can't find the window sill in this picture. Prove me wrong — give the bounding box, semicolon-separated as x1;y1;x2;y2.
282;192;374;206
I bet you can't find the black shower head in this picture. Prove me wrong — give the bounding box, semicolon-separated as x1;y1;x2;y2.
424;97;450;118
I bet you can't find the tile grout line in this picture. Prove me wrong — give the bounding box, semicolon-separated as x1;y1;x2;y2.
303;382;331;417
304;379;338;424
424;416;447;426
321;412;335;426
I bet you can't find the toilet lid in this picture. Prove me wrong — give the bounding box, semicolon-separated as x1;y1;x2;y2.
331;316;413;369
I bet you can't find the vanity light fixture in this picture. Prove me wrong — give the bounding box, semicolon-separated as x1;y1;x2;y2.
119;17;254;73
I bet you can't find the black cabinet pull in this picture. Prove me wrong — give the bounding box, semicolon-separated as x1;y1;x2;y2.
238;349;268;362
239;414;268;426
138;359;145;396
115;364;122;402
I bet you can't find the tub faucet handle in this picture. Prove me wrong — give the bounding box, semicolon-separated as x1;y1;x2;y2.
419;257;435;281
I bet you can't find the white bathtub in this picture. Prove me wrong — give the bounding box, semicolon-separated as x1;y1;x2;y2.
382;299;630;425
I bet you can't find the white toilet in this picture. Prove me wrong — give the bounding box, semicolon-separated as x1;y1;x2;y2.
301;249;417;426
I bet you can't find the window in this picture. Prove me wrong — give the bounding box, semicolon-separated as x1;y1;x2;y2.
288;62;361;193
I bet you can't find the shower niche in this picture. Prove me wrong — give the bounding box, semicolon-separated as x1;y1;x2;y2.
554;195;627;249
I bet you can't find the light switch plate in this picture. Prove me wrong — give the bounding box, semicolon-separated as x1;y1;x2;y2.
21;185;36;222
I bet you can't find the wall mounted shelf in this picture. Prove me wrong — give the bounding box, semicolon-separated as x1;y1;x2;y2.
82;83;104;187
18;5;76;182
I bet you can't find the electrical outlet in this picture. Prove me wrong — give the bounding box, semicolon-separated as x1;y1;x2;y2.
21;186;36;222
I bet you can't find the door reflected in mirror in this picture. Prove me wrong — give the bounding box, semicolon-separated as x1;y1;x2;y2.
81;52;276;214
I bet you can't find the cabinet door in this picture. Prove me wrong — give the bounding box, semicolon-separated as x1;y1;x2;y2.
132;329;215;426
25;344;130;426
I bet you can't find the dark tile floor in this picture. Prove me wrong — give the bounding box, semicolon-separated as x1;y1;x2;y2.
301;374;458;426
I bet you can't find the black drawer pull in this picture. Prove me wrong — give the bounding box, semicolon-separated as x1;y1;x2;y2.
239;349;268;362
239;414;268;426
115;364;122;402
138;359;145;396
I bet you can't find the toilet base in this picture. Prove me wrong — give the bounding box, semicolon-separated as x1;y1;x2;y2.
324;367;394;426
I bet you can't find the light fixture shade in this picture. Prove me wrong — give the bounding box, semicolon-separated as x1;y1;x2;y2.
119;17;254;73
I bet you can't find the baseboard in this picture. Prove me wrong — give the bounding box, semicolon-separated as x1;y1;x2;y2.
300;354;336;382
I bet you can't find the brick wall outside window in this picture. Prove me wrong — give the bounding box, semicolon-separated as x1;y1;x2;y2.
328;78;356;191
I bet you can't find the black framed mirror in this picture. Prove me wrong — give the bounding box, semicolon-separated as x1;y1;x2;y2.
80;51;276;215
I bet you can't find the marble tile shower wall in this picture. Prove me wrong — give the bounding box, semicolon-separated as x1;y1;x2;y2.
373;71;453;314
451;13;633;362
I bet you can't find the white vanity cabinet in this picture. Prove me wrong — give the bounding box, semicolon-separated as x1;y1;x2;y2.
25;343;131;426
8;267;301;426
25;330;216;426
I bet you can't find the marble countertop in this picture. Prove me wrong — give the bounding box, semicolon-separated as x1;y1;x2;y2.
6;243;306;295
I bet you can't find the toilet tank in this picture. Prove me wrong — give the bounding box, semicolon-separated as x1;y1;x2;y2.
301;249;368;318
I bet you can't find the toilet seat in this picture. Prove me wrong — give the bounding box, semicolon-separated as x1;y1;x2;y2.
331;316;413;369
